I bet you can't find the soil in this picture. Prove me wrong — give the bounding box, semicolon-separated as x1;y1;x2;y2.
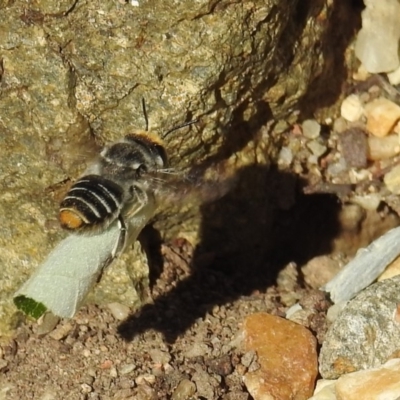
0;234;316;400
1;200;396;400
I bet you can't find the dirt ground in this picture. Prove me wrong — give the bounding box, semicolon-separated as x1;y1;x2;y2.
1;186;397;400
0;236;305;400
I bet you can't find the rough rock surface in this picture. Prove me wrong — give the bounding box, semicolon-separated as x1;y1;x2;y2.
320;275;400;379
335;358;400;400
0;0;350;333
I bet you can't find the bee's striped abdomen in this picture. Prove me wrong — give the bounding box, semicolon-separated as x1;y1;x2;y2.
59;175;124;233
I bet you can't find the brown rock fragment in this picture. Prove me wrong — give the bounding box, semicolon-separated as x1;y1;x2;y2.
365;97;400;137
243;313;318;400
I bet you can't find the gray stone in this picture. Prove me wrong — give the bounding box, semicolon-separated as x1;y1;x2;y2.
320;275;400;379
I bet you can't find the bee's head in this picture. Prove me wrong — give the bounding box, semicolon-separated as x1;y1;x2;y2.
101;132;167;178
126;132;168;172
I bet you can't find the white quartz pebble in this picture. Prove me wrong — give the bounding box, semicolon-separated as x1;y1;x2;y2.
302;119;321;139
355;0;400;73
340;94;364;122
336;359;400;400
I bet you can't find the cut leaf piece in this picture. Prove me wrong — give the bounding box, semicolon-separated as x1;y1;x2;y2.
14;197;156;319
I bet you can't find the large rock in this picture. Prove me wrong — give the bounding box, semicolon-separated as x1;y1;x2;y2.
0;0;346;333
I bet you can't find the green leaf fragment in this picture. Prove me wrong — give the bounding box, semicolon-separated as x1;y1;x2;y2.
14;295;47;319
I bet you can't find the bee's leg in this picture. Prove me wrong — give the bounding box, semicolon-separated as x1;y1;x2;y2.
97;215;127;283
124;185;149;218
111;215;128;259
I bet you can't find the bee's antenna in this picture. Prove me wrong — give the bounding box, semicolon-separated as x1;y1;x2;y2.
141;98;149;132
163;119;199;139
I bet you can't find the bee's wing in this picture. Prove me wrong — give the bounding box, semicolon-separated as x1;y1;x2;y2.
46;134;103;200
47;131;103;172
146;167;235;207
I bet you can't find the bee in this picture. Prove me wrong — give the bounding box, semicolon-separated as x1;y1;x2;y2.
58;131;169;235
58;103;233;260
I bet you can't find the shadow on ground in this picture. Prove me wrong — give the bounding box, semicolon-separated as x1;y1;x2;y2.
118;165;342;342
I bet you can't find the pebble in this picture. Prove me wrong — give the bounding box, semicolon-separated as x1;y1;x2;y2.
326;157;347;177
306;140;327;158
278;146;293;166
320;275;400;379
135;374;156;386
340;94;364;122
351;193;382;211
107;302;130;321
36;313;60;336
307;154;319;165
301;256;342;289
348;168;371;184
148;349;171;365
336;358;400;399
326;302;347;323
241;350;257;368
120;364;136;375
302;119;321;139
192;368;218;399
285;303;303;319
184;342;210;358
80;383;92;394
384;164;400;194
338;128;368;168
365;97;400;137
388;64;400;85
171;379;196;400
285;307;313;328
332;117;348;134
206;354;233;376
367;133;400;160
242;313;318;400
355;0;400;73
48;322;73;341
